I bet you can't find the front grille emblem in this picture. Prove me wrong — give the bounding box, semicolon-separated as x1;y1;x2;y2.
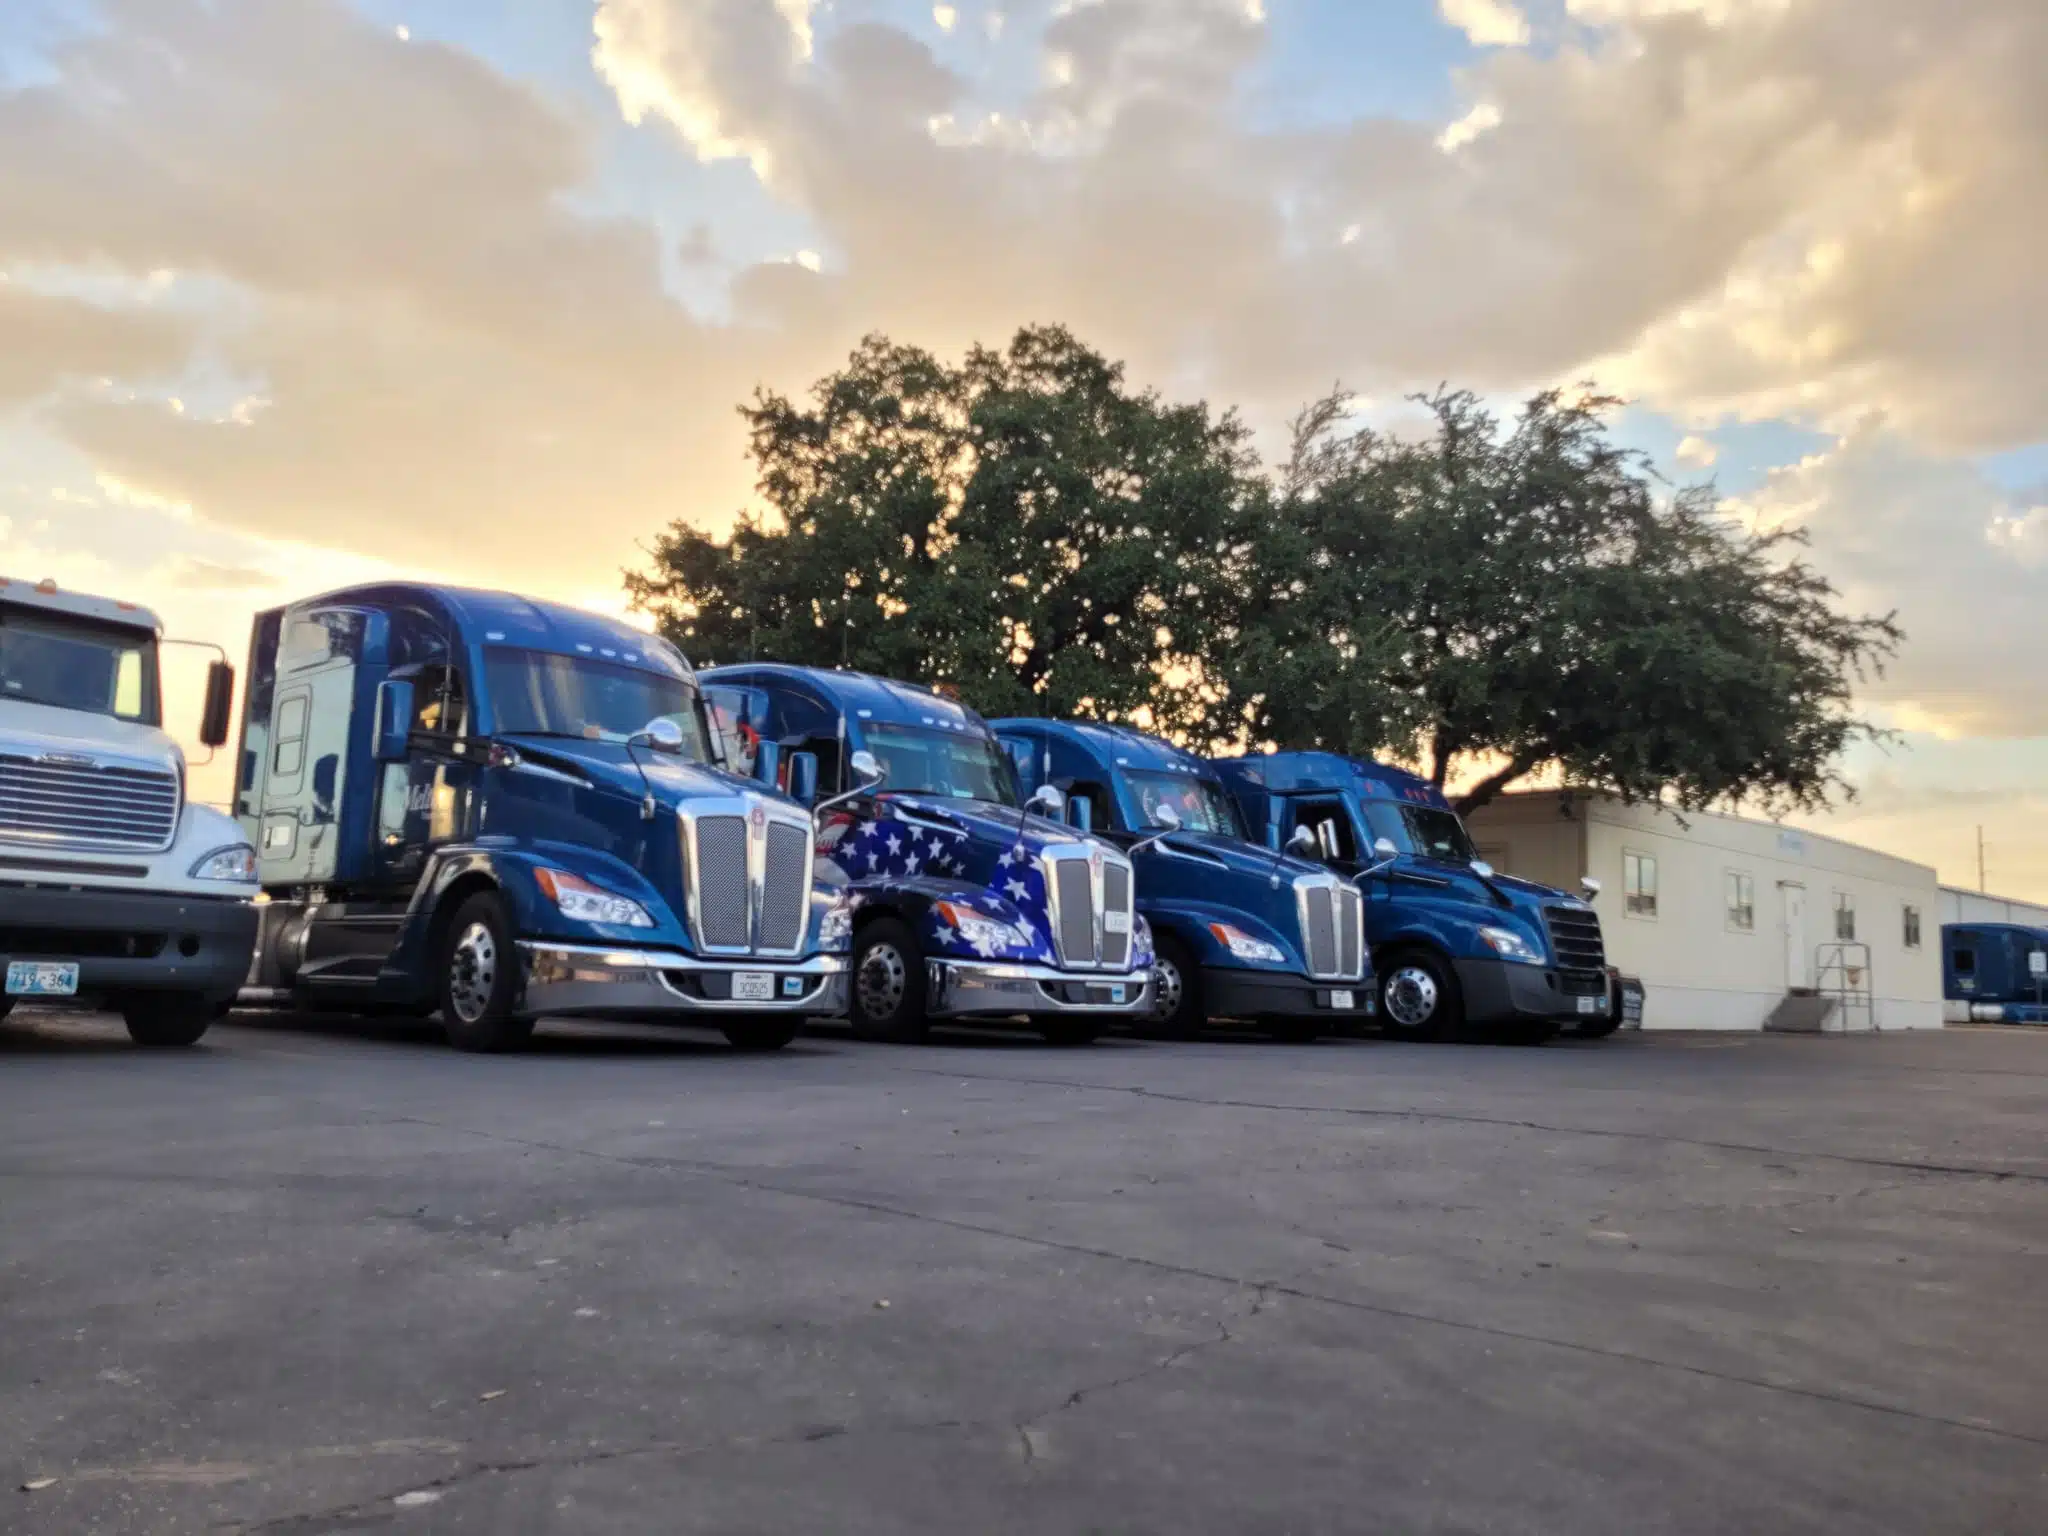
39;752;97;768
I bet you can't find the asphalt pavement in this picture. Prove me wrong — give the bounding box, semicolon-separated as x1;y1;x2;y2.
3;1009;2045;1534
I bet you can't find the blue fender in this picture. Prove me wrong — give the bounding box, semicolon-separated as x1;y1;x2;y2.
845;876;1061;967
1140;899;1304;975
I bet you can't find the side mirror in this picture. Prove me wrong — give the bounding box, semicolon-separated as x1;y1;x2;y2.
1373;837;1399;860
1580;876;1603;898
786;751;819;807
1130;799;1182;857
753;739;782;788
1069;798;1094;833
372;679;415;762
1470;860;1497;880
1286;826;1319;859
849;749;886;787
641;717;686;755
1152;802;1183;834
1027;784;1065;820
198;660;235;748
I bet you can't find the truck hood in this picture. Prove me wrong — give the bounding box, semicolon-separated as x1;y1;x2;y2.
1393;855;1582;922
1146;828;1329;886
0;699;182;775
884;795;1078;857
498;735;784;810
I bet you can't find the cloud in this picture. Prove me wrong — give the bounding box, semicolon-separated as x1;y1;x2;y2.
1674;434;1718;469
1735;421;2048;740
164;557;277;590
0;285;192;407
1439;0;1531;49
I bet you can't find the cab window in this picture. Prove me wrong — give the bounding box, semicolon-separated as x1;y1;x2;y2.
1292;800;1357;861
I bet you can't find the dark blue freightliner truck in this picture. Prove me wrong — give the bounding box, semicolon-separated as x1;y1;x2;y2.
698;666;1154;1045
1212;752;1614;1043
234;584;850;1052
990;719;1373;1041
1942;922;2048;1024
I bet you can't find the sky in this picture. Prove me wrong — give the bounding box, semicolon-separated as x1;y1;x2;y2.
1;0;2044;897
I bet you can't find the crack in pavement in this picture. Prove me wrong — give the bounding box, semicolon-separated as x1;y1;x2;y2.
379;1115;2048;1453
886;1067;2048;1185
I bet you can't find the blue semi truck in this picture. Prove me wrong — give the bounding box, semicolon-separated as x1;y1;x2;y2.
1943;922;2048;1024
1212;752;1613;1043
698;666;1153;1045
234;584;849;1052
990;719;1372;1041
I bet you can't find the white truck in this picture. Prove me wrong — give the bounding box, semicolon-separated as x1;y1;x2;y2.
0;575;258;1045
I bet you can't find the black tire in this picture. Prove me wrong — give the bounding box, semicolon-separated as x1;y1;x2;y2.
437;891;534;1054
0;998;14;1023
1263;1016;1325;1044
1497;1017;1560;1047
1037;1018;1103;1047
122;993;213;1048
1572;1013;1623;1040
722;1017;800;1052
1378;949;1460;1042
850;917;930;1044
1136;933;1205;1040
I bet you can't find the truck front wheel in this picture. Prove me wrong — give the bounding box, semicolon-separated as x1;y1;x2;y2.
722;1017;801;1052
122;993;213;1048
850;917;931;1044
438;891;535;1054
1379;951;1459;1042
1136;934;1204;1040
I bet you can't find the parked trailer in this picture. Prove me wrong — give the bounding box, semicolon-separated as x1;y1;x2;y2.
1212;752;1614;1044
991;719;1371;1041
0;576;254;1045
699;666;1153;1045
233;584;848;1052
1943;922;2048;1024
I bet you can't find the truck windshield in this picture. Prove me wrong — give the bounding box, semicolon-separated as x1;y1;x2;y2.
0;609;159;725
1125;771;1245;838
1361;800;1477;865
865;724;1017;806
485;648;712;760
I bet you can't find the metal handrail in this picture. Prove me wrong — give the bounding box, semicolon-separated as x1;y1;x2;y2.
1814;941;1874;1033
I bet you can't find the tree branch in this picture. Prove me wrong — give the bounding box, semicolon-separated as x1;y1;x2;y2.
1452;755;1537;817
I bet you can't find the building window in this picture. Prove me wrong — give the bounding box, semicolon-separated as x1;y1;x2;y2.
1726;872;1755;933
1902;905;1922;949
1624;851;1658;918
1833;891;1856;943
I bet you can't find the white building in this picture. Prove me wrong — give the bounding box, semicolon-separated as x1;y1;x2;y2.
1938;886;2048;929
1464;791;1942;1032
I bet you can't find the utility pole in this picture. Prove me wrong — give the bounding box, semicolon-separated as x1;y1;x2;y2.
1977;825;1986;893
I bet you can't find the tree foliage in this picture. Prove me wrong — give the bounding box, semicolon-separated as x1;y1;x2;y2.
631;330;1901;819
626;326;1258;736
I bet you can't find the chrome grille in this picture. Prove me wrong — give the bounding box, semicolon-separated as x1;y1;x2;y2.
1339;886;1363;977
0;752;179;852
759;820;810;953
693;815;750;950
1054;858;1094;967
1544;904;1607;972
1101;861;1133;969
1304;883;1339;976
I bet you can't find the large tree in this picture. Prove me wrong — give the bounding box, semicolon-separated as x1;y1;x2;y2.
628;327;1259;735
1218;388;1902;815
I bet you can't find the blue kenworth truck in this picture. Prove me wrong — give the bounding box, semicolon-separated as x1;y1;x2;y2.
1943;922;2048;1024
233;584;849;1052
991;719;1372;1041
1213;752;1613;1043
699;666;1154;1045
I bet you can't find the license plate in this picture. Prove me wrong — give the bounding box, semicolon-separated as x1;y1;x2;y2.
732;972;775;1001
7;961;80;998
1107;983;1127;1004
1103;910;1131;935
1330;989;1355;1010
1577;995;1601;1015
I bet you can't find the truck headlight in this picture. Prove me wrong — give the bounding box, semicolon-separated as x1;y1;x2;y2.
1208;922;1285;965
535;868;655;928
935;901;1031;955
189;844;258;884
1479;925;1545;965
819;894;855;950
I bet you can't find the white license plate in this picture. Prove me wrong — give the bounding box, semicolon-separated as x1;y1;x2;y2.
1106;983;1128;1004
1103;910;1131;935
7;961;80;998
1330;989;1355;1010
732;972;775;1002
1577;995;1601;1015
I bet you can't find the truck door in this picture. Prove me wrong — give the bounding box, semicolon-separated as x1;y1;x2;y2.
255;611;364;887
372;662;477;891
1285;796;1364;879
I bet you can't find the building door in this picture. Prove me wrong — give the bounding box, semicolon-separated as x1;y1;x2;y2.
1783;883;1809;989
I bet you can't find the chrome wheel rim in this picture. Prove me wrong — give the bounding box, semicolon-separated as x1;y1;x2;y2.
856;942;908;1022
1151;957;1184;1021
449;921;497;1023
1384;966;1439;1029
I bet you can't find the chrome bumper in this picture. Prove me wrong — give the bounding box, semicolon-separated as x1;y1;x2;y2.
925;958;1152;1019
517;943;849;1021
